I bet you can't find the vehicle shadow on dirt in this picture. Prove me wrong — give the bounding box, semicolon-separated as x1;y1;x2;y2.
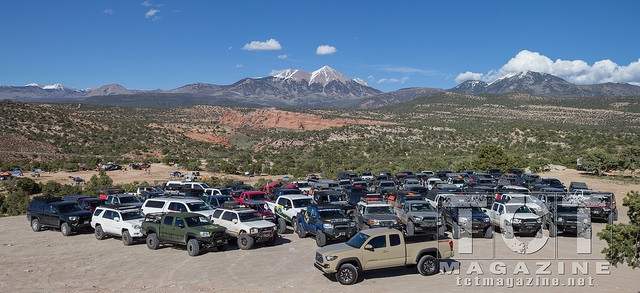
319;259;461;284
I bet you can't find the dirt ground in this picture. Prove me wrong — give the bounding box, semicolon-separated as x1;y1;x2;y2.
1;165;639;292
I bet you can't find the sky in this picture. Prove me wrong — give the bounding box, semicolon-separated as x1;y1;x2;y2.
1;1;640;92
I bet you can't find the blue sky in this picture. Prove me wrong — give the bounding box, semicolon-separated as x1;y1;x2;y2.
1;1;640;92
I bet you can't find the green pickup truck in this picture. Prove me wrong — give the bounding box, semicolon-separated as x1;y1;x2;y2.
141;212;229;256
314;227;454;285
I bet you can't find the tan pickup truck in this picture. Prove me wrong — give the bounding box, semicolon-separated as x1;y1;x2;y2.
314;227;454;285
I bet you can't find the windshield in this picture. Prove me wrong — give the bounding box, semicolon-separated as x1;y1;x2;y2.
238;212;262;222
506;205;532;214
408;203;435;212
58;203;83;213
188;202;213;211
292;198;313;208
119;196;141;204
556;206;579;214
328;194;344;202
380;182;395;187
248;193;266;201
185;215;212;227
346;232;370;248
588;196;610;204
318;209;346;219
365;206;394;215
121;210;145;220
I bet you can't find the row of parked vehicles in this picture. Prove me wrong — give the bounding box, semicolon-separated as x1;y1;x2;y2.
24;168;616;285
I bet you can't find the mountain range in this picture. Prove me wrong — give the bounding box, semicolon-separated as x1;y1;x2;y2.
2;68;639;109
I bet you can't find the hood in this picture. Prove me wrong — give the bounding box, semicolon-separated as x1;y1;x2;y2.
364;214;399;221
407;211;439;218
243;220;276;229
316;242;356;255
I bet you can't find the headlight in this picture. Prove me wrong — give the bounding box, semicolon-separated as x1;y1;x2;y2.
557;217;564;222
250;228;259;234
369;220;379;225
323;223;333;229
536;217;542;223
326;255;338;261
273;225;278;231
68;216;78;222
133;225;141;229
412;216;422;221
483;217;490;223
349;222;356;227
512;218;521;224
199;231;211;237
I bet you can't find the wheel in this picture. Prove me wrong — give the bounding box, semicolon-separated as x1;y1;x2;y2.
336;263;358;285
406;221;415;236
549;224;557;237
122;230;133;246
504;224;515;239
94;225;106;240
316;231;327;247
296;222;307;238
187;238;200;256
61;222;71;236
31;218;41;232
237;233;255;250
494;224;501;233
417;255;439;276
291;217;297;233
277;218;287;234
484;225;493;239
265;233;278;246
216;243;228;251
452;222;460;239
146;233;159;250
613;210;618;221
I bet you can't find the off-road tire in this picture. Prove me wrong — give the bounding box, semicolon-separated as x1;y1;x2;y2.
187;238;200;256
31;218;41;232
122;230;133;246
237;233;254;250
417;255;439;276
316;230;327;247
146;233;159;250
406;221;415;236
484;225;493;239
61;222;71;236
277;218;287;234
94;225;106;240
336;263;358;285
296;222;307;238
217;243;228;251
549;224;557;237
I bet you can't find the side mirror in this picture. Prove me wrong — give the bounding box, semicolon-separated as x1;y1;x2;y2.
114;217;120;222
178;223;185;228
364;244;374;251
232;219;238;224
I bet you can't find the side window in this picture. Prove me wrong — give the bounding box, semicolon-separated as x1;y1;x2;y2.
389;234;401;247
498;205;504;214
163;215;174;226
368;235;386;249
212;209;223;218
222;212;237;221
93;209;103;217
168;202;187;212
174;217;184;227
104;210;115;220
146;200;165;209
492;203;498;211
277;198;286;206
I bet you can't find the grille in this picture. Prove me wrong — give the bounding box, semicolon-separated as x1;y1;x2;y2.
333;224;350;231
421;219;437;227
521;218;538;225
380;220;395;227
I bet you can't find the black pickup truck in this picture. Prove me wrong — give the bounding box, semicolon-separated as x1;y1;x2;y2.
27;195;93;236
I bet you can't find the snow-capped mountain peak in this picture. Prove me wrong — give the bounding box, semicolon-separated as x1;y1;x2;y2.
42;83;64;90
353;78;369;86
274;69;311;83
310;66;351;86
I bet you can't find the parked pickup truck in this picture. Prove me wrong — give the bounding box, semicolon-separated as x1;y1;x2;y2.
486;202;542;238
314;227;454;285
295;204;358;247
394;200;444;236
265;194;313;234
141;212;229;256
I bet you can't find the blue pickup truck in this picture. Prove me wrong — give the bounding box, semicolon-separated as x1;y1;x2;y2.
295;204;358;247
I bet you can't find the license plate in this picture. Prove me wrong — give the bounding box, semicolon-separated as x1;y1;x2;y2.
339;232;345;236
84;220;90;224
570;225;576;229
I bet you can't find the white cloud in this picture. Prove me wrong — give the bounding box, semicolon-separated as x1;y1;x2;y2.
145;9;159;19
141;1;153;7
455;50;640;85
316;45;337;55
278;54;289;59
377;77;409;84
235;64;243;68
269;69;287;76
242;39;282;51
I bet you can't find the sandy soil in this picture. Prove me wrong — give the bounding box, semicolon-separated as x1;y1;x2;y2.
1;165;639;292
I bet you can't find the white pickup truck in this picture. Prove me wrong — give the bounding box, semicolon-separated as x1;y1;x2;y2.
485;201;542;238
265;194;313;234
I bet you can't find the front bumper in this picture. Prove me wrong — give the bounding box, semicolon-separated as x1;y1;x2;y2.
324;226;358;240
